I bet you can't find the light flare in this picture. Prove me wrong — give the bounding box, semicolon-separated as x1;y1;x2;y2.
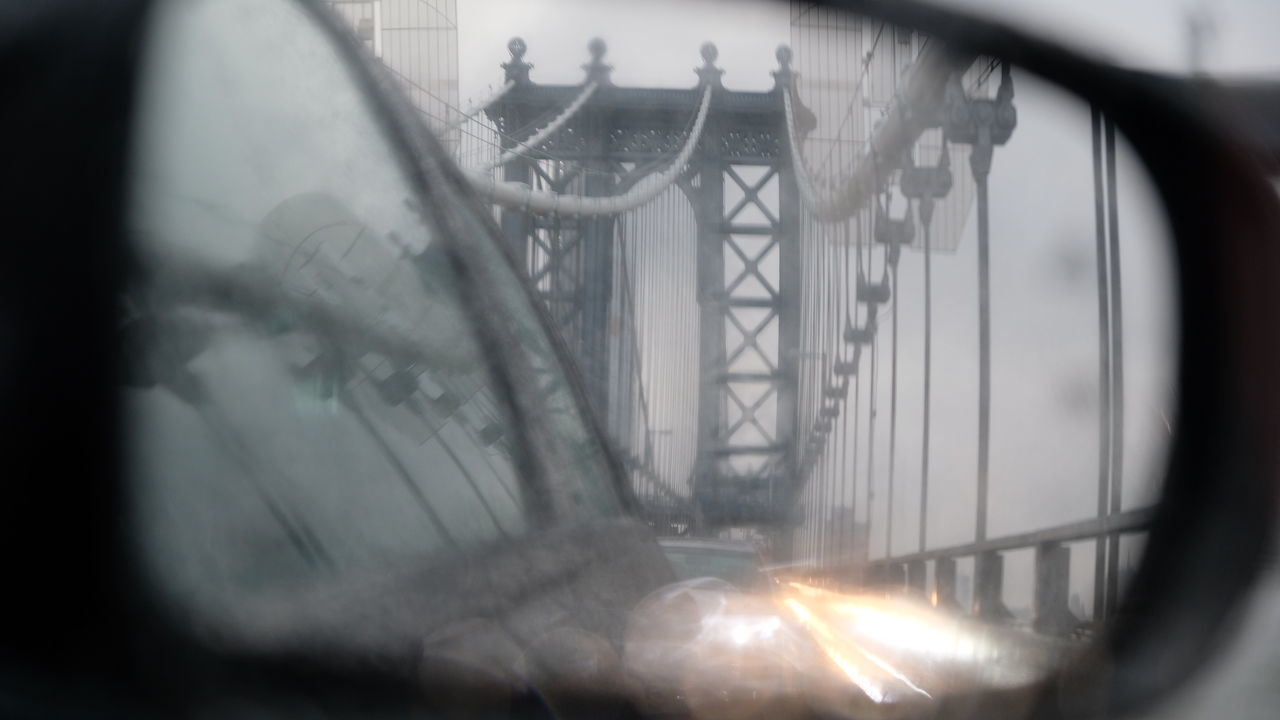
783;596;932;703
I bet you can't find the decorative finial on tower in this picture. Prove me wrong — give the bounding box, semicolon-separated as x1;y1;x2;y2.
773;44;794;89
695;41;724;86
503;37;532;85
701;42;718;65
583;37;613;85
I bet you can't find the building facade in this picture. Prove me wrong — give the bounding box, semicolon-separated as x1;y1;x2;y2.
328;0;460;152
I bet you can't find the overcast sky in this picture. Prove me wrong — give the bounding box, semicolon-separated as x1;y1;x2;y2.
456;0;1280;104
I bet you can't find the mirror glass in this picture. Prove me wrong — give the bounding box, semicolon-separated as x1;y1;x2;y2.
446;0;1176;707
125;0;1178;712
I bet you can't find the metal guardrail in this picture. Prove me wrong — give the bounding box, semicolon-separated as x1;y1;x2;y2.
872;506;1155;567
853;507;1156;633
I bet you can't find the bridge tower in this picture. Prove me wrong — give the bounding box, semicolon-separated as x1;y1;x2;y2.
485;41;811;543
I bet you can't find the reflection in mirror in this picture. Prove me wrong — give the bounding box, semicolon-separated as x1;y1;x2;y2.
126;0;1177;712
439;0;1175;706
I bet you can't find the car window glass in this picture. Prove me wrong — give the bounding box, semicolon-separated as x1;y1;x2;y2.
124;0;532;614
453;224;627;519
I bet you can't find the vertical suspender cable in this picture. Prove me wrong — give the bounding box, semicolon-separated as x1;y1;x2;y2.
819;220;831;564
822;222;833;564
920;198;932;553
810;212;821;560
648;198;659;509
860;211;874;561
640;202;652;507
613;216;626;462
666;190;675;517
661;192;671;512
975;152;992;543
804;211;814;559
853;209;862;544
643;198;653;509
1104;116;1125;613
799;208;807;557
839;219;851;566
885;48;903;561
887;210;900;559
675;188;686;521
828;225;840;565
648;191;657;499
685;195;696;515
814;218;823;563
866;221;881;559
1090;105;1112;621
819;221;829;563
692;193;699;517
802;211;813;557
826;220;839;565
651;196;661;509
812;221;819;559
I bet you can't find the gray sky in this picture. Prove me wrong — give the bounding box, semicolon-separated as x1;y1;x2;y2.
457;0;789;99
927;0;1280;76
457;0;1280;104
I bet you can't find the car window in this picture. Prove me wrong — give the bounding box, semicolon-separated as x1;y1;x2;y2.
664;549;761;584
447;205;630;520
121;0;593;616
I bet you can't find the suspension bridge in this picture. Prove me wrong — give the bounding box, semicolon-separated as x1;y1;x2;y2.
382;22;1148;635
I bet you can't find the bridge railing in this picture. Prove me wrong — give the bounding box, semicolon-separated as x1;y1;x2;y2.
854;507;1154;635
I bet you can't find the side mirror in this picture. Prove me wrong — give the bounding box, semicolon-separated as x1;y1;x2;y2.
3;1;1278;719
